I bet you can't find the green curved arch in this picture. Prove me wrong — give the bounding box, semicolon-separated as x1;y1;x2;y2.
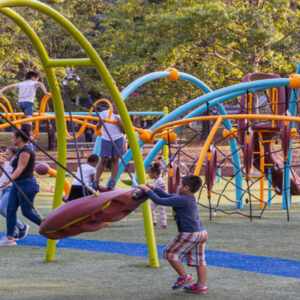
0;0;158;267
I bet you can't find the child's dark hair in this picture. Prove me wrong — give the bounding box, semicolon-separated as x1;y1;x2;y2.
87;154;99;164
148;162;161;176
7;146;18;155
181;175;202;193
13;124;31;143
25;71;39;80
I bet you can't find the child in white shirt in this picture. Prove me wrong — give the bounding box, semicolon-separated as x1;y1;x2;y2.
0;71;48;120
68;154;99;201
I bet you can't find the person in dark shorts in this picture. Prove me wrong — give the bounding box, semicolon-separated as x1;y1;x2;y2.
95;103;125;189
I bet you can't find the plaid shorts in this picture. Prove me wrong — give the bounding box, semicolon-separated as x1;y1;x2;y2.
163;231;208;266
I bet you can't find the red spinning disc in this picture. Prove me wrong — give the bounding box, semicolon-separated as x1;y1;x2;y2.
39;189;142;239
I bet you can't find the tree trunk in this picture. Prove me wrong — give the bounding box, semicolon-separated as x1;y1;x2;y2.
200;111;210;141
46;102;56;150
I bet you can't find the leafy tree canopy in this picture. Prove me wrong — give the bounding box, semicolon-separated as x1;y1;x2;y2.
0;0;299;112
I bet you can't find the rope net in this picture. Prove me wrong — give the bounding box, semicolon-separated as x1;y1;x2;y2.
153;86;300;221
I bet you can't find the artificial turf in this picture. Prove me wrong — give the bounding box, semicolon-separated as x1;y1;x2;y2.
0;173;299;299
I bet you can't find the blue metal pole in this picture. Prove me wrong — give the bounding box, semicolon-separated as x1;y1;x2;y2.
114;72;213;182
115;89;265;183
136;91;246;181
217;168;221;183
116;78;290;185
120;72;170;100
217;103;243;209
283;62;300;209
283;161;290;210
93;135;102;155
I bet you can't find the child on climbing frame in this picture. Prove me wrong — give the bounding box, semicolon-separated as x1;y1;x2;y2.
68;154;99;201
0;71;48;123
137;175;208;294
147;162;167;229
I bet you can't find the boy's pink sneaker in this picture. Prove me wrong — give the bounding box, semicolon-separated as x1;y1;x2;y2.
172;273;193;289
184;283;207;294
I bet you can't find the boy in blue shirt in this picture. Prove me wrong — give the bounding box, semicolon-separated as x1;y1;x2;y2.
138;175;208;294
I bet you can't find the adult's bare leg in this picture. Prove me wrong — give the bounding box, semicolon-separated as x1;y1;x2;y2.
111;155;120;182
95;157;109;182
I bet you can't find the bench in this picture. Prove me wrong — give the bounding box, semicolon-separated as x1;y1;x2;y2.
67;142;94;149
67;142;94;157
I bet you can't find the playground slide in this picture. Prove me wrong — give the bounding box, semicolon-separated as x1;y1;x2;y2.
253;135;300;195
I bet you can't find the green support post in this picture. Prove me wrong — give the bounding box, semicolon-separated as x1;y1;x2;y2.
0;0;159;267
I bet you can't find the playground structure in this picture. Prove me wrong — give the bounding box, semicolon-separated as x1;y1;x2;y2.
128;70;300;221
3;69;300;218
0;93;168;146
0;0;300;269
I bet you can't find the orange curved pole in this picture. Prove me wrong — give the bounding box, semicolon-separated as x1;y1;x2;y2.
38;93;52;115
151;114;300;138
194;117;223;176
0;114;119;140
0;95;115;140
69;99;113;140
0;103;10;120
0;95;16;121
47;168;71;196
2;113;300;143
0;95;122;141
33;93;53;139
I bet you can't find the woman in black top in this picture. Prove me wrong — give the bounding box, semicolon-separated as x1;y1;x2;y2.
0;125;40;245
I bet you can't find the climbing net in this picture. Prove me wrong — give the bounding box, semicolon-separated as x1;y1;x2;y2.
150;86;300;221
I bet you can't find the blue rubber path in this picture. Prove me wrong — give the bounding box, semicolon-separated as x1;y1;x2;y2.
1;233;299;279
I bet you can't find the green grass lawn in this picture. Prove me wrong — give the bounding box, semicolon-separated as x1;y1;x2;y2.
0;173;299;299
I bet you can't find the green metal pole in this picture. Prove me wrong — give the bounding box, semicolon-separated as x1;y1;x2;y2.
0;0;159;267
43;66;67;261
0;6;67;262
